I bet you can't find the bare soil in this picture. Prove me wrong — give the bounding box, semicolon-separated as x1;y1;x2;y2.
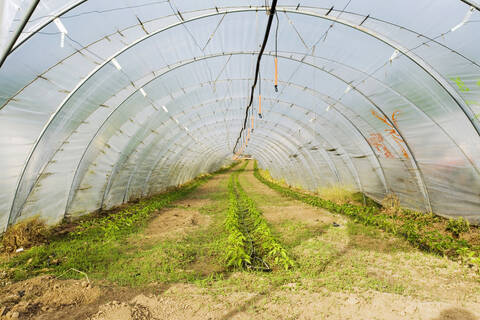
84;283;480;320
0;275;103;319
130;173;228;246
132;207;210;245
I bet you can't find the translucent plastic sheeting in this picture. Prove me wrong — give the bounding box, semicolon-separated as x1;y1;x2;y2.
0;0;34;64
1;0;480;230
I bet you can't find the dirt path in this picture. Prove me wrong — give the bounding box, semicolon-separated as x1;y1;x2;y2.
238;162;341;227
2;163;480;319
130;172;230;246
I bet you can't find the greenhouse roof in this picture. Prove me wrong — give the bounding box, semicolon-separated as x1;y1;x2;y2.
1;0;480;230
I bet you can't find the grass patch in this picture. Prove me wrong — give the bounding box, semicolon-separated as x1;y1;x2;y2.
105;205;228;286
273;220;329;249
253;161;480;272
0;162;239;283
317;185;356;205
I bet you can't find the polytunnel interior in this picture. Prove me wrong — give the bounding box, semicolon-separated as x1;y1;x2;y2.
1;0;480;232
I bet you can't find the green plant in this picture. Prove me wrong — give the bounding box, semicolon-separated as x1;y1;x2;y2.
224;172;251;268
223;161;294;271
446;217;470;238
252;161;479;272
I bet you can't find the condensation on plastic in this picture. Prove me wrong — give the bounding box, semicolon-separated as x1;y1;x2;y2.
1;0;480;230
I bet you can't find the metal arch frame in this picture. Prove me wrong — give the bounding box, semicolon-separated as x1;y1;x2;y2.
5;2;478;101
85;72;395;203
247;138;300;183
100;100;232;208
271;71;480;178
9;0;88;53
98;116;280;207
80;125;227;212
167;148;228;188
285;8;480;137
10;52;234;224
140;115;320;196
207;114;325;186
265;79;390;192
79;97;236;211
73;100;235;212
460;0;480;11
57;55;419;215
174;94;359;180
106;101;342;205
254;104;363;191
171;144;231;186
17;5;480;163
139;131;239;196
99;99;397;211
140;133;254;196
48;72;399;218
77;59;423;196
67;94;342;214
14;5;480;222
251;120;336;190
8;2;478;62
132;107;346;197
22;48;480;213
120;119;225;203
0;0;40;68
256;55;432;210
142;119;315;199
257;83;388;191
113;119;230;207
13;48;423;223
131;112;327;200
128;118;239;196
247;135;318;188
135;130;235;198
126;143;222;201
140;145;231;198
141;138;231;199
241;132;302;183
137;120;297;200
88;73;412;213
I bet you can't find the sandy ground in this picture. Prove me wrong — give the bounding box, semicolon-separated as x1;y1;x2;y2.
2;277;478;320
0;275;139;320
1;164;479;319
86;284;480;320
131;174;228;246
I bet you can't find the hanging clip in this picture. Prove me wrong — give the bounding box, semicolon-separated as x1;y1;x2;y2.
451;6;474;32
258;94;263;118
389;49;400;63
274;58;278;92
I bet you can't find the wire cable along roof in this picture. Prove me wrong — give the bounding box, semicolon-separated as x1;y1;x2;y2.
0;0;479;230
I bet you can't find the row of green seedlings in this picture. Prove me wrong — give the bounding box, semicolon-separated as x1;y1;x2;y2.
253;162;480;271
224;162;294;271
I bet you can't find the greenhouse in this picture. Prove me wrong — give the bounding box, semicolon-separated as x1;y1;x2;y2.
1;1;480;319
